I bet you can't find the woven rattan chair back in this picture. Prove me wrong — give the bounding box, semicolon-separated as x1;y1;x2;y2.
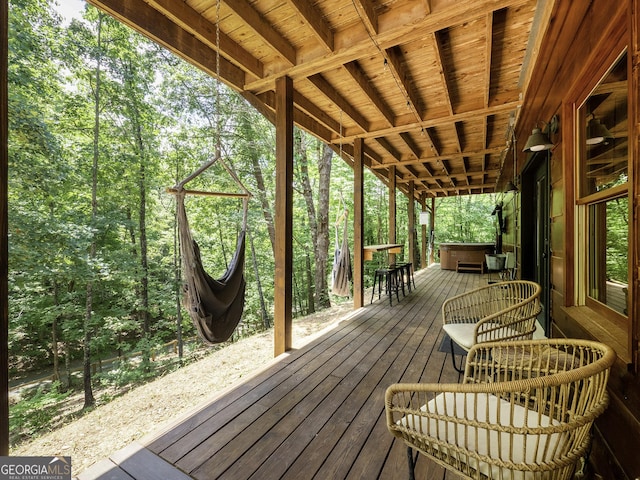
385;339;615;480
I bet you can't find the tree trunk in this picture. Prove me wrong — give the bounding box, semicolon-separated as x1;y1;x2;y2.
52;280;59;383
83;12;104;410
64;341;71;390
315;142;333;308
174;189;184;359
134;115;150;339
305;254;314;312
295;132;317;313
249;229;271;329
250;152;275;256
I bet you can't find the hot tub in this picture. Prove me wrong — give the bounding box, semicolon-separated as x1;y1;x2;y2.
439;242;495;271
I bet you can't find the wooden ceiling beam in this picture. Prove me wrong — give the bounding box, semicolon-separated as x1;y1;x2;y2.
375;137;402;161
453;121;464;152
398;169;497;183
87;0;245;89
334;99;520;144
401;166;432;194
343;61;394;127
422;182;496;194
440;159;452;178
352;0;378;35
385;46;424;119
307;74;369;131
399;132;422;159
484;11;494;108
422;127;440;157
432;31;454;116
293;92;341;134
144;0;263;78
286;0;334;51
462;157;472;186
224;0;297;66
371;145;504;169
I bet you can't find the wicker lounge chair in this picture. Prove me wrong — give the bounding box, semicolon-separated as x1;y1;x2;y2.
385;338;615;480
442;280;542;371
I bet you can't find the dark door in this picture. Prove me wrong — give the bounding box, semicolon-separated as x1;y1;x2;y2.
521;151;550;334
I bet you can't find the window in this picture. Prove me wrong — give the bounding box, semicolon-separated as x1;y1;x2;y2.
577;51;628;321
587;197;628;315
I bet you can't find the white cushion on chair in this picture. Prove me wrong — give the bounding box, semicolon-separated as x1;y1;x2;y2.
442;323;476;350
443;322;522;351
399;392;564;480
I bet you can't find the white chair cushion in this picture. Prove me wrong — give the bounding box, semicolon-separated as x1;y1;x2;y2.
533;320;547;339
442;323;476;350
443;322;522;350
399;392;564;480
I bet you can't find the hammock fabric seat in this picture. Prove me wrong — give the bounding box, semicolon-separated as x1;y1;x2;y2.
177;191;246;344
331;212;352;297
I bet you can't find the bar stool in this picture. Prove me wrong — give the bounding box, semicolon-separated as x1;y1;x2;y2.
371;267;400;306
401;262;415;291
388;263;406;297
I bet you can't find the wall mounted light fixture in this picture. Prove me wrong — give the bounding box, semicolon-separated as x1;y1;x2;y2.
523;115;559;152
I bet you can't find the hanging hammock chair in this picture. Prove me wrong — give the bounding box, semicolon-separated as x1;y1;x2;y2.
331;209;352;297
171;154;251;344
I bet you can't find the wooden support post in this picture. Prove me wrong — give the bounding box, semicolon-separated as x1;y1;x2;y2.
632;0;640;369
388;166;396;265
0;0;8;456
274;76;293;356
420;193;427;269
408;181;415;268
429;197;436;265
353;138;364;309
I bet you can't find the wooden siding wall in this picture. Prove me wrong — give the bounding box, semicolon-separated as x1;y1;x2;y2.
513;1;640;478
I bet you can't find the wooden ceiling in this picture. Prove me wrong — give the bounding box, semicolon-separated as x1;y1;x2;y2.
87;0;553;199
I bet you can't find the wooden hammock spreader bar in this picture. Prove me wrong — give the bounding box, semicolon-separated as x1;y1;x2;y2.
172;148;252;200
175;149;222;190
166;187;251;198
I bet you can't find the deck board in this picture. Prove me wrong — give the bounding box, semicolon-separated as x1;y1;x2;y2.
82;265;486;480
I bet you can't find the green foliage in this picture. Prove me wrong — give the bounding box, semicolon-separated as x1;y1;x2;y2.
433;194;499;245
9;382;72;444
605;196;628;284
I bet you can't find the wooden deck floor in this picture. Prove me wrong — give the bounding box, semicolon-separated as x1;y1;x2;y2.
77;265;484;480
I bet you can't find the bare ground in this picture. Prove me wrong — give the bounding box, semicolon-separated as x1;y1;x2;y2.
11;301;355;476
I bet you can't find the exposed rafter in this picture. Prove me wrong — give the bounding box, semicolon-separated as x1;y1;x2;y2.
352;0;378;35
343;61;394;127
286;0;334;51
384;46;424;119
432;30;454;116
224;0;297;66
307;74;369;131
484;11;494;108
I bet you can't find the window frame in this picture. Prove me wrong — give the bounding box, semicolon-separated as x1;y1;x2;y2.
571;46;631;362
